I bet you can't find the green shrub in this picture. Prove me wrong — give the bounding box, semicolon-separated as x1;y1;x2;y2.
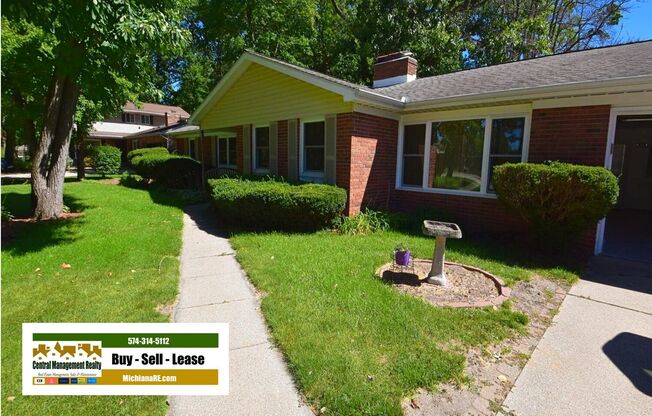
131;153;201;188
91;145;122;176
13;158;32;172
209;178;347;230
335;208;390;235
493;161;619;249
127;146;168;161
119;173;147;189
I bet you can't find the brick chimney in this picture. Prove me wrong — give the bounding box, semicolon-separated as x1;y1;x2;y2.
373;51;417;88
165;111;181;126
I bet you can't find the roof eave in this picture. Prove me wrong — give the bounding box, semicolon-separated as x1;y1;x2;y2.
403;75;652;111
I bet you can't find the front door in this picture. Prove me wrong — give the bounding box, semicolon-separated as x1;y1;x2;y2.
602;115;652;262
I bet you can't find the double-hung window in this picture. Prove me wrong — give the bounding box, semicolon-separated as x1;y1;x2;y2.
122;113;135;123
253;126;270;172
399;114;528;195
141;114;153;125
217;137;236;167
302;120;325;179
402;124;426;187
487;118;525;191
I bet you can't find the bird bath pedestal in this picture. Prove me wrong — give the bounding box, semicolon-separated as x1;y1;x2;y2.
422;220;462;286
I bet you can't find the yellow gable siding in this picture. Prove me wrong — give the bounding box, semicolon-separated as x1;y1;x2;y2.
201;63;353;129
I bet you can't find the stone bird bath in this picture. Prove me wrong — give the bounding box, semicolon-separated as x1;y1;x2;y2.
422;220;462;286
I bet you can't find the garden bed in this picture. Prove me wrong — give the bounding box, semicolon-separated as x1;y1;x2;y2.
377;260;511;307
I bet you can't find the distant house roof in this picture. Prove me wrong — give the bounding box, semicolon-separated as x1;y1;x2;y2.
126;120;195;138
123;102;190;118
374;40;652;104
89;122;155;138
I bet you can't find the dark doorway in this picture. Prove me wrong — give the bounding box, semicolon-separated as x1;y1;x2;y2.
603;115;652;263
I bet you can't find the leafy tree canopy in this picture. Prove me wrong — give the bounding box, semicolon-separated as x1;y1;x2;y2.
154;0;630;113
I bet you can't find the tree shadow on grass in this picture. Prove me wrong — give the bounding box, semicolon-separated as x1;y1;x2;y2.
1;191;89;256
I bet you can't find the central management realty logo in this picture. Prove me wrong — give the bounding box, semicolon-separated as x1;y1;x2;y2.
32;341;103;379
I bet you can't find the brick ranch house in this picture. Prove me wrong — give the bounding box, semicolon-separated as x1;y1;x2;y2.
172;41;652;259
85;102;190;156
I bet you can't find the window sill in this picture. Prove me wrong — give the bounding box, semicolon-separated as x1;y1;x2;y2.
395;186;498;199
253;169;270;175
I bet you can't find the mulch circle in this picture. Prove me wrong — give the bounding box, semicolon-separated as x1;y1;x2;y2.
376;259;511;308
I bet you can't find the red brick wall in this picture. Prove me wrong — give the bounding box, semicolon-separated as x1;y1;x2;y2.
529;105;610;165
277;120;288;176
347;112;399;214
336;114;353;207
201;136;213;168
391;191;522;234
391;104;611;256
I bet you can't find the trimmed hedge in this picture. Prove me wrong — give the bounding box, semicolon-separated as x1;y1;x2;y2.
91;145;122;176
493;161;619;248
127;146;168;162
131;153;201;188
209;178;347;230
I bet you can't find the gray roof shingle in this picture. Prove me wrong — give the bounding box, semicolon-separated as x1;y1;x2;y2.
374;40;652;102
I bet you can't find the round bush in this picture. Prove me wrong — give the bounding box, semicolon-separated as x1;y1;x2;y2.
131;153;201;188
209;178;347;230
91;145;122;176
493;161;619;249
127;146;169;162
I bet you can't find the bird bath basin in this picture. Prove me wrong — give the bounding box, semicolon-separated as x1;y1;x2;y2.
422;220;462;286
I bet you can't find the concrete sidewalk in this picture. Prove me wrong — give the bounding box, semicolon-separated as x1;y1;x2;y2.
503;257;652;416
168;204;312;416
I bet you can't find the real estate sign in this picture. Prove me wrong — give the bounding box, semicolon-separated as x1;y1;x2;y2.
23;323;229;395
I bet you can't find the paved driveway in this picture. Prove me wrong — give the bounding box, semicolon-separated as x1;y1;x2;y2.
503;256;652;416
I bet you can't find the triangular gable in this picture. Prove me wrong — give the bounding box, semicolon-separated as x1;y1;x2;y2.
191;52;364;127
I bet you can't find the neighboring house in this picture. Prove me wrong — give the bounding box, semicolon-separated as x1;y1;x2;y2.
87;102;190;155
174;41;652;258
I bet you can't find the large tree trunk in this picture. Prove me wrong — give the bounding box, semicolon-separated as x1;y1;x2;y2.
4;126;17;166
31;71;80;220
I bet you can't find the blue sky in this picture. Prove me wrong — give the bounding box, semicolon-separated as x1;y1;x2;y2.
619;0;652;41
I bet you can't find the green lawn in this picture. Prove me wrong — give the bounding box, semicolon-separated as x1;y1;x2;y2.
231;225;577;415
1;181;184;416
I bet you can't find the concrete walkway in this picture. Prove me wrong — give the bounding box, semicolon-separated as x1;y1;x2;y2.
169;204;312;416
503;257;652;415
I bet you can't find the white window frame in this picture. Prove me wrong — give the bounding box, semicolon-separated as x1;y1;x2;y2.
399;121;428;189
124;113;136;123
141;114;152;125
216;134;237;168
299;117;326;182
252;124;270;174
396;109;531;198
